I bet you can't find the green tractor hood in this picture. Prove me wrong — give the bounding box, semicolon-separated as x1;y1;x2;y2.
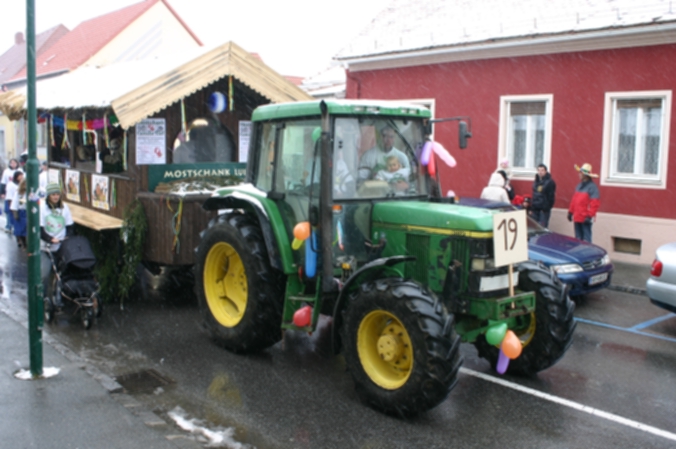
372;201;496;237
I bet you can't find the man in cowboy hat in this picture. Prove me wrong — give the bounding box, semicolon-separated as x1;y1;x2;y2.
568;163;600;243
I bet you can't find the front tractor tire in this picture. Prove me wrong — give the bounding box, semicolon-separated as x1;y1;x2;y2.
475;261;576;375
194;213;284;353
340;278;463;417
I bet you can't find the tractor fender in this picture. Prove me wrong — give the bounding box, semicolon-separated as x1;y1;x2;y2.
518;260;560;286
331;255;415;354
202;193;284;272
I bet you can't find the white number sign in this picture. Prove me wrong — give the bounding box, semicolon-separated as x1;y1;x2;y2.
493;209;528;267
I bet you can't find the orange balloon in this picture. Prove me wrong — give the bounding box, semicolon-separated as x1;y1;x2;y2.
293;221;311;241
501;330;522;360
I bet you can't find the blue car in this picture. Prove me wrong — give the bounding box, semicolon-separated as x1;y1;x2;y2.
459;198;613;296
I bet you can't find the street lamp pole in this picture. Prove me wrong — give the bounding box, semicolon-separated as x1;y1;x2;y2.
26;0;44;377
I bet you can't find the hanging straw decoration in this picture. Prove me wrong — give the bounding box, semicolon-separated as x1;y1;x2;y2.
171;197;184;254
49;115;55;147
111;179;116;209
103;114;109;148
82;114;87;144
177;98;187;143
122;130;128;170
228;75;234;112
83;175;90;202
61;114;70;149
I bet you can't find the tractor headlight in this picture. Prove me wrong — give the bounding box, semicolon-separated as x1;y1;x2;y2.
471;258;495;271
551;263;583;274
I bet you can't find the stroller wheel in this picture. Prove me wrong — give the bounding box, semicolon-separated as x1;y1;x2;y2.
93;293;103;318
44;298;55;324
81;308;94;330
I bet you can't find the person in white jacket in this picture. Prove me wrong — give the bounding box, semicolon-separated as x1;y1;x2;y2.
481;172;510;203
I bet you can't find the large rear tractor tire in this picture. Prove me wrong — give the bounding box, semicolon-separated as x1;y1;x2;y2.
194;213;284;353
475;261;576;375
340;278;463;417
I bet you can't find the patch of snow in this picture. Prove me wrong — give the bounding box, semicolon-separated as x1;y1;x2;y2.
167;406;250;449
14;366;61;380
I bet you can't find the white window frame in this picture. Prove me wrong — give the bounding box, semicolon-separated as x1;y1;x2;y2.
401;98;436;136
600;90;671;189
498;94;553;180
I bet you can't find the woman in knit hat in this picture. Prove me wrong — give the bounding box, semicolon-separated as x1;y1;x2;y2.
40;183;74;308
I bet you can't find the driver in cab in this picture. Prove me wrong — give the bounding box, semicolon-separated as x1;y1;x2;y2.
358;126;410;192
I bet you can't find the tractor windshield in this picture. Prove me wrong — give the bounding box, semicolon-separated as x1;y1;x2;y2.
333;117;428;200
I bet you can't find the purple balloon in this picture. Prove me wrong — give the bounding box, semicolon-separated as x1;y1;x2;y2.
420;141;432;166
496;348;510;375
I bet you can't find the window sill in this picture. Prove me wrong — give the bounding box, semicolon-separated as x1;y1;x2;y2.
601;177;665;189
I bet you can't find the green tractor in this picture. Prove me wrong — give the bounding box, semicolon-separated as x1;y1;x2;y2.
194;100;575;417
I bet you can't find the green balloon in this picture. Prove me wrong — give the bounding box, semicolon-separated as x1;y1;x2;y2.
312;127;321;142
485;322;508;346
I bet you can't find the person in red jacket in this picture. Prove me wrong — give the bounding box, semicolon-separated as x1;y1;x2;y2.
567;163;600;243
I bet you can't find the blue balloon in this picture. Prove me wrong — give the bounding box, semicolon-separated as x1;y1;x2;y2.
208;92;227;113
305;230;318;278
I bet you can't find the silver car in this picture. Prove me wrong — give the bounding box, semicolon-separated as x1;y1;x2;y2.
647;242;676;313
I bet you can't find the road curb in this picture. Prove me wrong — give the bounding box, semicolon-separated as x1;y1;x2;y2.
607;284;647;296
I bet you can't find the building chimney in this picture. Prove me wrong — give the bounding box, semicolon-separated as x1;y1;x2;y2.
15;32;24;45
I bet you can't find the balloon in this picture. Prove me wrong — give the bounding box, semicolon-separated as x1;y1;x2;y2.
312;127;322;142
293;305;313;327
501;330;523;360
292;237;303;250
496;348;510;374
293;221;311;241
432;141;457;167
485;322;508;346
427;149;437;176
207;92;227;113
420;141;432;166
305;230;317;278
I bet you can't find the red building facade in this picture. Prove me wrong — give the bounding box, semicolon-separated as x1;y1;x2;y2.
342;41;676;264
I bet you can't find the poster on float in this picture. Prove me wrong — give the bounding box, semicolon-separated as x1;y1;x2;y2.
65;169;80;202
136;118;166;165
91;174;109;210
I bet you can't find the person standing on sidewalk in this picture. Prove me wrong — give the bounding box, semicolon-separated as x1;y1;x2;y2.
1;158;20;232
568;163;600;243
531;163;556;227
10;173;27;249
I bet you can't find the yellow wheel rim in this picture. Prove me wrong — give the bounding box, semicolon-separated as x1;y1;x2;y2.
203;242;247;327
515;312;537;347
357;310;413;390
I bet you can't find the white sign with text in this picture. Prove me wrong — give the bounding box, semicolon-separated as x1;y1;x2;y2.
492;209;529;267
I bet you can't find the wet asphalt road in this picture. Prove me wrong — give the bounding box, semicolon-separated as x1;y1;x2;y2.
2;226;676;448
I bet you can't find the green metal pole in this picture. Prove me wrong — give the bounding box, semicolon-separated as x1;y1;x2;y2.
26;0;43;377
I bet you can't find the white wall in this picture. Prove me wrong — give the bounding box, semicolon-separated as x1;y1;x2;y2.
548;208;676;265
84;2;201;67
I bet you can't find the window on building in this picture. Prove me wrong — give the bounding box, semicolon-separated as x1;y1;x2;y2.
601;91;671;188
499;95;553;179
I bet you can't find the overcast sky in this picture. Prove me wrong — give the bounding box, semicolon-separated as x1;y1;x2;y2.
0;0;391;77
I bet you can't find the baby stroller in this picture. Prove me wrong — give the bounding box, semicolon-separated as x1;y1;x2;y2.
44;235;102;329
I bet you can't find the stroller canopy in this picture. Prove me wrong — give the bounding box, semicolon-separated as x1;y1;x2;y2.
58;236;97;270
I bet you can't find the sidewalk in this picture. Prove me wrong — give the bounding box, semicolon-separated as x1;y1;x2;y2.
0;301;202;449
607;260;651;296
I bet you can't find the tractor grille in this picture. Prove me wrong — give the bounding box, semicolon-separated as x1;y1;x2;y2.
406;234;430;284
449;237;470;292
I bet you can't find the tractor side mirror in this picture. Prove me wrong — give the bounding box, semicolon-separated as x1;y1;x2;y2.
459;121;471;149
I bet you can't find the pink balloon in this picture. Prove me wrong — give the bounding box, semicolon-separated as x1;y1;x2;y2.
432;141;457;167
497;348;510;374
